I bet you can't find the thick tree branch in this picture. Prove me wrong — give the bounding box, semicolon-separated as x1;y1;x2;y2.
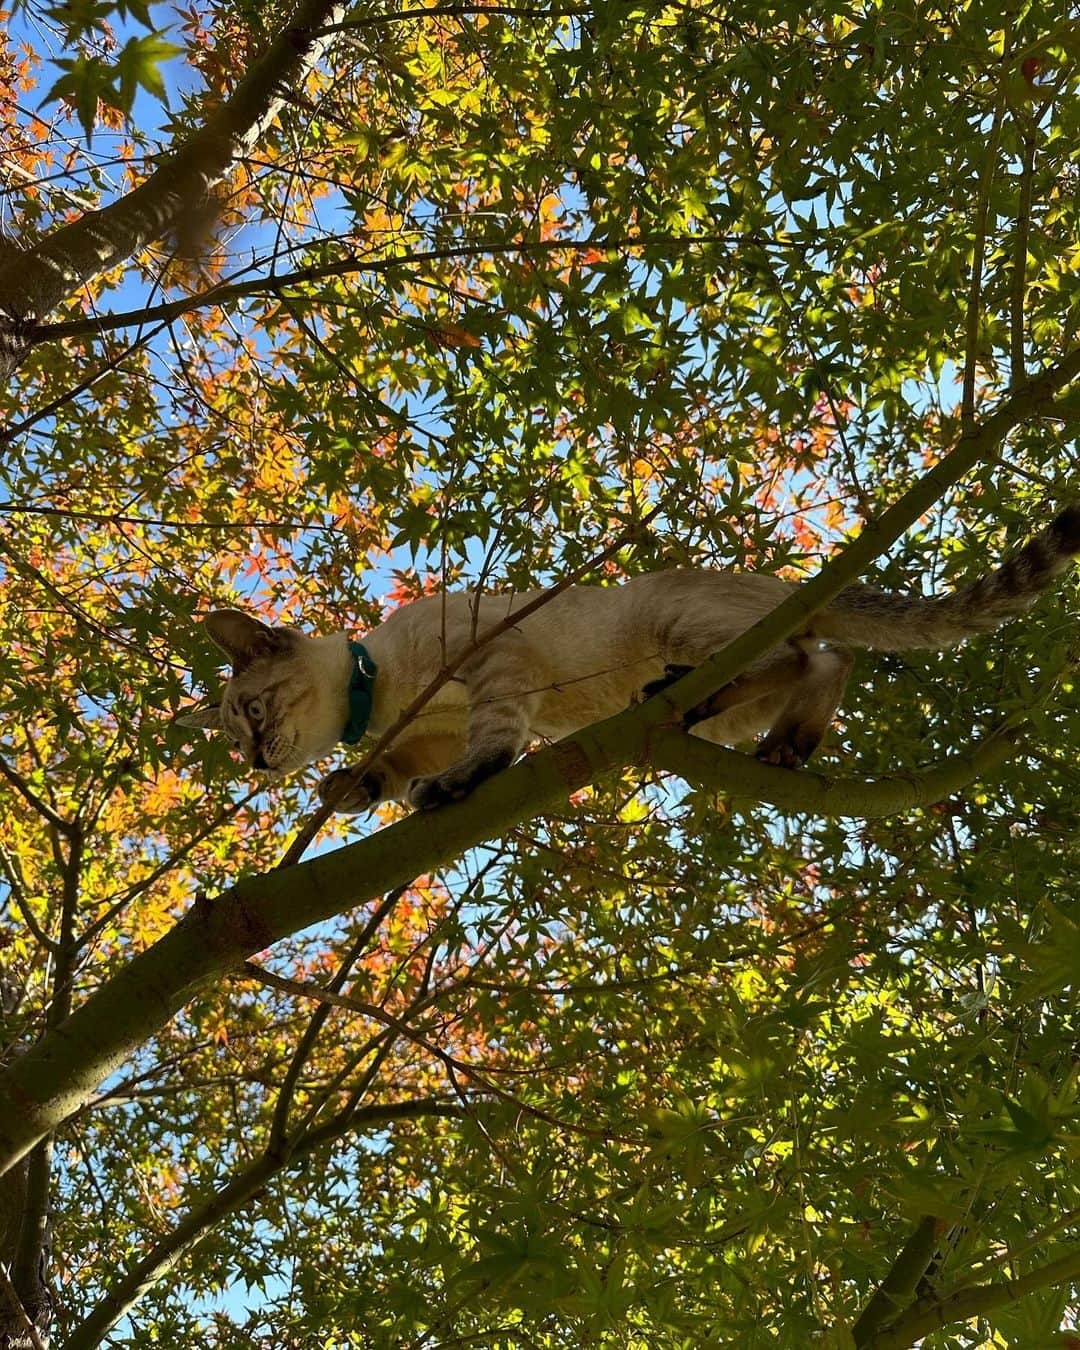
0;0;347;344
0;1260;46;1350
0;350;1077;1178
852;1216;942;1345
649;725;1020;818
863;1242;1080;1348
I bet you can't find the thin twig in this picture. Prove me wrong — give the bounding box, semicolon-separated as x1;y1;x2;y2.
0;756;74;837
267;886;406;1151
60;1096;461;1350
29;234;741;341
0;323;169;442
240;960;636;1143
0;501;350;533
80;789;261;949
314;3;589;33
0;844;59;954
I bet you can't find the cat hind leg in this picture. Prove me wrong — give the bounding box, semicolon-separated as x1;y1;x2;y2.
638;647;812;735
756;646;853;768
678;642;810;731
638;643;849;768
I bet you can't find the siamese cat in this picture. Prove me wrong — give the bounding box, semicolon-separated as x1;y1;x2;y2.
177;506;1080;812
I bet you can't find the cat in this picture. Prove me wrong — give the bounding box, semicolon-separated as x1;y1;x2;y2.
177;505;1080;813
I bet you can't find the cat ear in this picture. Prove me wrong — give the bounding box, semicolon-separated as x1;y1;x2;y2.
203;610;286;672
175;703;223;731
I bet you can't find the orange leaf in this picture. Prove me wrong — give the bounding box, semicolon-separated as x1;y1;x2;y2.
426;324;482;350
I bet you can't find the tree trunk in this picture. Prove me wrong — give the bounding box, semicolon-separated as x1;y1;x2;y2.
0;1139;51;1348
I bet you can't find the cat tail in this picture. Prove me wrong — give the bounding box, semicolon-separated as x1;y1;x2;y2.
813;504;1080;651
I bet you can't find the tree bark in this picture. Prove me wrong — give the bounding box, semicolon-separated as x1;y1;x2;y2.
1;1156;47;1350
0;0;346;378
862;1243;1080;1348
649;725;1019;818
852;1216;942;1346
0;352;1077;1180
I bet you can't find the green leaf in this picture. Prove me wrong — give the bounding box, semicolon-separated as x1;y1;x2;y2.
116;32;183;109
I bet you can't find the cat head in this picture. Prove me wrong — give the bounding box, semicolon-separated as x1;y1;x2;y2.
177;611;351;775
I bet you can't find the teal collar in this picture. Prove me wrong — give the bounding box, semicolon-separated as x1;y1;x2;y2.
341;640;377;745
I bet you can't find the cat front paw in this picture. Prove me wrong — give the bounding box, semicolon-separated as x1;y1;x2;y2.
407;772;464;811
409;750;516;810
318;766;379;813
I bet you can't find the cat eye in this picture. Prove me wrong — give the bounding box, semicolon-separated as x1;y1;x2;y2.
247;698;266;723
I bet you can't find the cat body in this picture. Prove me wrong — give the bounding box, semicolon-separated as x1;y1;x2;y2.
178;506;1080;812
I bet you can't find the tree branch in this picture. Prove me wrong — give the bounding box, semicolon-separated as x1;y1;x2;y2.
1010;130;1036;390
630;353;1080;727
0;348;1078;1178
0;756;74;838
863;1243;1080;1348
0;0;348;341
27;232;740;343
0;320;171;443
241;961;635;1144
314;3;590;34
961;85;1006;432
79;789;260;950
10;824;83;1341
0;502;350;532
0;1259;46;1350
649;724;1020;818
0;844;58;956
852;1216;941;1346
266;887;405;1152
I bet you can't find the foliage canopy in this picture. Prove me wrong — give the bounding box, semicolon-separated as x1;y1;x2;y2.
0;0;1079;1346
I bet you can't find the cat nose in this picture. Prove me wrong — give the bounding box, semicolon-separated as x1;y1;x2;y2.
253;750;268;770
